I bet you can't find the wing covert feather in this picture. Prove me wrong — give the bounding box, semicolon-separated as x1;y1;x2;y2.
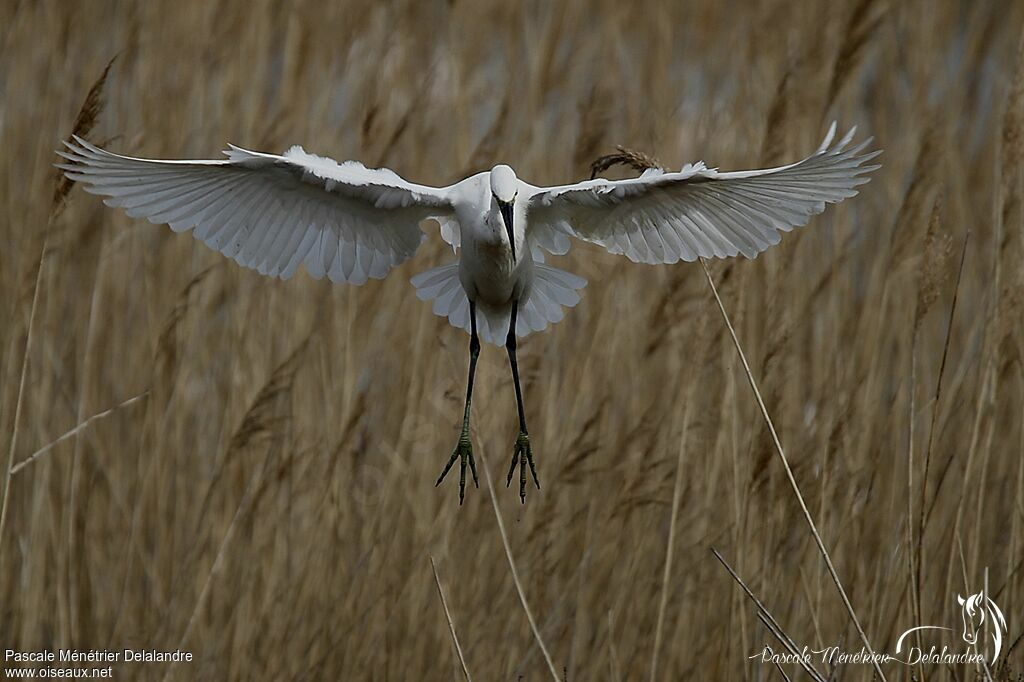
527;123;880;263
58;137;455;284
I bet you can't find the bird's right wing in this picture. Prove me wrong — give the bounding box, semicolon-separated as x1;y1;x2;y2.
526;124;880;263
58;137;456;284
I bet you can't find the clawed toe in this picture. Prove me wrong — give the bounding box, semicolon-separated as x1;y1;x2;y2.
506;431;540;503
436;428;540;505
436;435;478;505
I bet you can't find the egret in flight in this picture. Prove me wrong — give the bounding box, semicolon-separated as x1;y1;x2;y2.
58;123;879;504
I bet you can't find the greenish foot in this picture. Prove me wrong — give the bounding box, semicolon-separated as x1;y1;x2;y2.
506;430;540;503
435;430;478;505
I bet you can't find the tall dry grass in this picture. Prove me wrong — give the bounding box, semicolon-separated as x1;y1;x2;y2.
1;0;1023;679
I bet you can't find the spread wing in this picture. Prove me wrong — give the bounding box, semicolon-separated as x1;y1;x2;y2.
526;123;881;263
57;137;456;284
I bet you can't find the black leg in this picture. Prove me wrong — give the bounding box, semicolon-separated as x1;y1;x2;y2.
435;301;480;504
504;302;539;502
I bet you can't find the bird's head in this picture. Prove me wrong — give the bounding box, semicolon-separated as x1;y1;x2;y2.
490;165;518;259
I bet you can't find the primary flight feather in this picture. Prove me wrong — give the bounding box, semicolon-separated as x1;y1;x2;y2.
57;122;881;504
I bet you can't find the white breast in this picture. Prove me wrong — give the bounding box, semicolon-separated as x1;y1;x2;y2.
457;204;531;307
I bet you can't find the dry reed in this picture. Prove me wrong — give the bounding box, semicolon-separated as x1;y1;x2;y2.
1;1;1022;679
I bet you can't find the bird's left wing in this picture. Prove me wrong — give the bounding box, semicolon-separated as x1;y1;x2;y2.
526;124;880;263
58;137;455;284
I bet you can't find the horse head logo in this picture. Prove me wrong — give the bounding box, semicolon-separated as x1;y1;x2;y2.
957;591;1008;660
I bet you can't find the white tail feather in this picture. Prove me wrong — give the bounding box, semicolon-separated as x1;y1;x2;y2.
410;261;586;346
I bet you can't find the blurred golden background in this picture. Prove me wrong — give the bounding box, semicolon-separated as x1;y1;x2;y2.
1;0;1022;679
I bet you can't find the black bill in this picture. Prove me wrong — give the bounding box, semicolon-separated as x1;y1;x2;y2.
498;200;516;260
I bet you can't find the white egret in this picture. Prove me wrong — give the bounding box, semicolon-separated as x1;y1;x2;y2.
57;123;880;504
